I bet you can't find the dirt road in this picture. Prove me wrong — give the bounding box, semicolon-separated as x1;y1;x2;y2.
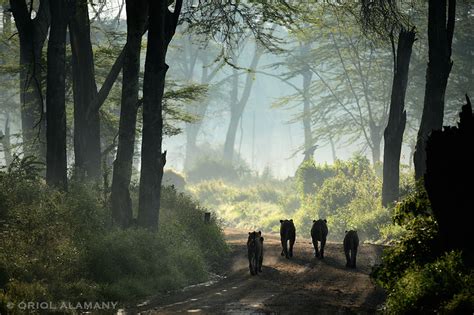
134;228;386;314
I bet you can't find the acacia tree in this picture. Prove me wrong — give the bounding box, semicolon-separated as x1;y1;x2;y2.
137;0;183;230
223;40;262;163
262;38;320;163
382;28;416;206
274;12;392;165
357;0;418;205
111;0;148;228
414;0;456;179
9;0;49;160
110;0;294;229
166;34;224;171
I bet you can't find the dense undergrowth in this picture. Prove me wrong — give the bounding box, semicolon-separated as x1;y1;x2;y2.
188;155;407;242
371;186;473;313
0;158;228;313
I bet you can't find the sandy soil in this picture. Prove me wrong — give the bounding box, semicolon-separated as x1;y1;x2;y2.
132;228;386;314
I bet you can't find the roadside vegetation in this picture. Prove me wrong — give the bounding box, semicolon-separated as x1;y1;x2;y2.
187;155;409;243
0;158;228;313
371;187;473;313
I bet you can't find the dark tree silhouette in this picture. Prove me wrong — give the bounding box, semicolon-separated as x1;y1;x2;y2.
111;0;148;228
137;0;182;230
382;28;416;206
9;0;50;160
424;95;473;262
45;0;68;190
414;0;456;179
69;0;101;180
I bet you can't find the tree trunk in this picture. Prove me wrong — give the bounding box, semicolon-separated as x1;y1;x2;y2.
223;45;261;163
302;66;313;162
69;0;101;181
184;121;201;170
111;0;148;228
414;0;456;179
184;53;209;171
369;122;383;164
2;3;12;34
223;111;240;162
223;67;240;162
137;0;182;230
0;114;13;166
329;135;337;162
10;0;50;161
46;0;68;190
382;28;416;207
424;96;473;262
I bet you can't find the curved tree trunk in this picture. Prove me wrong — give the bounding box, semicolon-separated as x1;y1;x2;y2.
46;0;68;190
382;28;416;207
414;0;456;179
111;0;148;228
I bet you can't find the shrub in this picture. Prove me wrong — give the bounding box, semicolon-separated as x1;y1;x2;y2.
385;251;473;314
87;227;208;301
162;169;186;191
295;159;335;196
188;179;292;233
0;158;228;311
370;185;473;313
187;158;240;183
371;189;440;290
298;164;387;241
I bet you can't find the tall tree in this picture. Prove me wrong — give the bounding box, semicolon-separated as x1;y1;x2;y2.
10;0;49;159
111;0;148;228
137;0;182;230
223;42;262;163
382;28;416;206
45;0;68;189
414;0;456;179
182;43;222;171
69;0;101;180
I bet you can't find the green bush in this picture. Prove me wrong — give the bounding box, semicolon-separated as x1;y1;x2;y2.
371;185;473;314
162;169;186;191
87;227;208;301
385;251;473;314
190;156;395;243
371;189;440;290
186;157;253;183
295;159;335;196
295;159;388;241
0;158;228;311
188;179;292;233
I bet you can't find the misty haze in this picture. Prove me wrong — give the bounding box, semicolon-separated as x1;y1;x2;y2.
0;0;472;314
